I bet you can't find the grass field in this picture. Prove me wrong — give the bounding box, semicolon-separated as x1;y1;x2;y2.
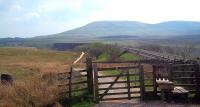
97;52;141;61
120;53;141;61
0;47;79;80
0;47;81;107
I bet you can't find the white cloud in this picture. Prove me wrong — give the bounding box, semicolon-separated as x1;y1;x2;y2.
24;12;40;19
13;12;40;21
37;0;84;13
87;0;200;23
10;4;22;11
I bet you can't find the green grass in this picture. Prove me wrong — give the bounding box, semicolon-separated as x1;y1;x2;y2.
0;47;79;80
119;53;141;61
97;53;110;61
97;52;141;62
0;47;78;62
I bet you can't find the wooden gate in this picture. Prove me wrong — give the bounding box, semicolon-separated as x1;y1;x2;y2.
93;65;145;102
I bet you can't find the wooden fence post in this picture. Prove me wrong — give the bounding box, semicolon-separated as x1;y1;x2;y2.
68;66;72;107
168;64;173;81
126;69;131;100
152;65;157;96
93;64;99;103
140;66;145;100
86;57;94;95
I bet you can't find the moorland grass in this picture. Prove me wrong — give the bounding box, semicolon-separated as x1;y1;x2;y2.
0;47;80;107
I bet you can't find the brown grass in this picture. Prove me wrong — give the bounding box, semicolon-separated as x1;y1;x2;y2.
0;74;62;107
0;47;81;107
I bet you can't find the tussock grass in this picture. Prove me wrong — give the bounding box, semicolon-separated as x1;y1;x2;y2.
0;47;80;107
0;73;62;107
0;47;79;77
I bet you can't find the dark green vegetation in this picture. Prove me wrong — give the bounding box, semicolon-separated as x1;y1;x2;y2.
76;43;123;61
72;100;95;107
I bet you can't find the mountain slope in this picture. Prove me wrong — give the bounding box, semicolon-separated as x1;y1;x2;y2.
1;21;200;47
38;21;200;38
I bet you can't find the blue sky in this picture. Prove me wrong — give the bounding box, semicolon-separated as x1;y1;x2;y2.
0;0;200;38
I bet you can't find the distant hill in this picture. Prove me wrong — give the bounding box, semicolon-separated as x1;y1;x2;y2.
1;21;200;47
33;21;200;40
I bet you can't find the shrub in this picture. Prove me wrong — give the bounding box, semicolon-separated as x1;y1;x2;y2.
76;43;122;61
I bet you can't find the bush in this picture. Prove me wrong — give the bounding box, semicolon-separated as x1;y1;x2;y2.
104;44;122;61
76;43;122;61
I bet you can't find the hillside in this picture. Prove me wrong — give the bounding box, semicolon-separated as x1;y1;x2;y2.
1;21;200;47
33;21;200;40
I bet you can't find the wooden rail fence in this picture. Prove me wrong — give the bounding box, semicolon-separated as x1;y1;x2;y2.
58;57;200;106
152;63;200;96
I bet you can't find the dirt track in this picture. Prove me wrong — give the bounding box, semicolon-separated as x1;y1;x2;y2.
96;100;199;107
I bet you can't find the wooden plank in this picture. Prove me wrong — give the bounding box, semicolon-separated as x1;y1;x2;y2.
172;71;195;73
70;88;88;93
101;96;140;101
98;80;140;85
97;66;140;71
172;64;195;67
72;74;87;78
73;68;87;72
98;86;137;90
98;81;127;85
99;91;140;96
98;73;139;78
